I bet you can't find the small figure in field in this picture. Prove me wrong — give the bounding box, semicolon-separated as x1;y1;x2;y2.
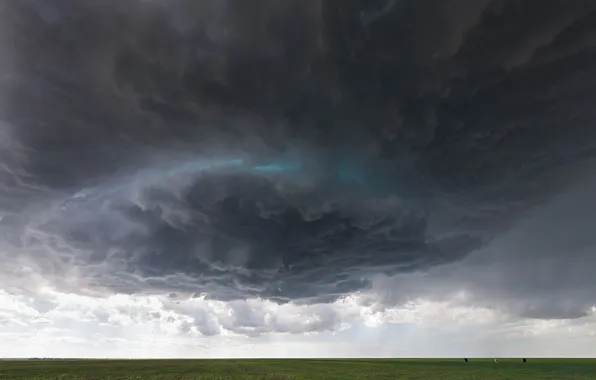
493;359;498;363
464;358;468;362
523;358;527;363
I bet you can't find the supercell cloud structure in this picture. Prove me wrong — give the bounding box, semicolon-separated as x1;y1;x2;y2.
1;0;596;349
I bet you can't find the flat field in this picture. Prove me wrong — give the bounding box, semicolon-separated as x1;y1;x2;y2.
1;358;595;379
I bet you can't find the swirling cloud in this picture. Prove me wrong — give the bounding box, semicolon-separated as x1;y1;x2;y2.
1;0;596;333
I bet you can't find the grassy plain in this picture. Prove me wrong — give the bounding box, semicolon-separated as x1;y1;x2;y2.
1;358;595;379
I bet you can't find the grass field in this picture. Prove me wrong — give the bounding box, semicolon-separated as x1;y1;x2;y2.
1;358;595;379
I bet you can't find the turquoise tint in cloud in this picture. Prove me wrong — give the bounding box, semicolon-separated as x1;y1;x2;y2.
248;153;399;197
252;162;302;174
333;158;398;197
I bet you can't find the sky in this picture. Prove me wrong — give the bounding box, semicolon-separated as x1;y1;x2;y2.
1;0;596;358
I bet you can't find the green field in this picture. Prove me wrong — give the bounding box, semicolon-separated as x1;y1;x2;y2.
1;358;595;379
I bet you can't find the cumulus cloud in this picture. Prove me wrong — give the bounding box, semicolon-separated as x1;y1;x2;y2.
0;287;512;339
1;286;595;358
1;0;596;347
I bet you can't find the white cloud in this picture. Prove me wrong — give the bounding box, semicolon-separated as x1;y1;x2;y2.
2;286;596;358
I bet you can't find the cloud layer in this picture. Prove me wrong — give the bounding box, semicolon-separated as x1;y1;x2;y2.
2;0;596;336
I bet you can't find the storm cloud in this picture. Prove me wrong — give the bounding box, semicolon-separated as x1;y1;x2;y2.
2;0;596;325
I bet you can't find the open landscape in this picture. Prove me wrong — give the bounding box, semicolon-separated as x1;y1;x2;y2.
1;359;596;379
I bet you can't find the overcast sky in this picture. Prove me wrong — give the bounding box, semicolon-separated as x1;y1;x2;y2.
1;0;596;358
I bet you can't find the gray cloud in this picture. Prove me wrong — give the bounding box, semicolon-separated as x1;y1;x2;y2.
2;0;596;320
370;175;596;320
8;167;479;302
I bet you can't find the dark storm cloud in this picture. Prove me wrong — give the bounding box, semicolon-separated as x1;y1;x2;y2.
2;0;596;316
12;165;480;302
369;176;596;320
